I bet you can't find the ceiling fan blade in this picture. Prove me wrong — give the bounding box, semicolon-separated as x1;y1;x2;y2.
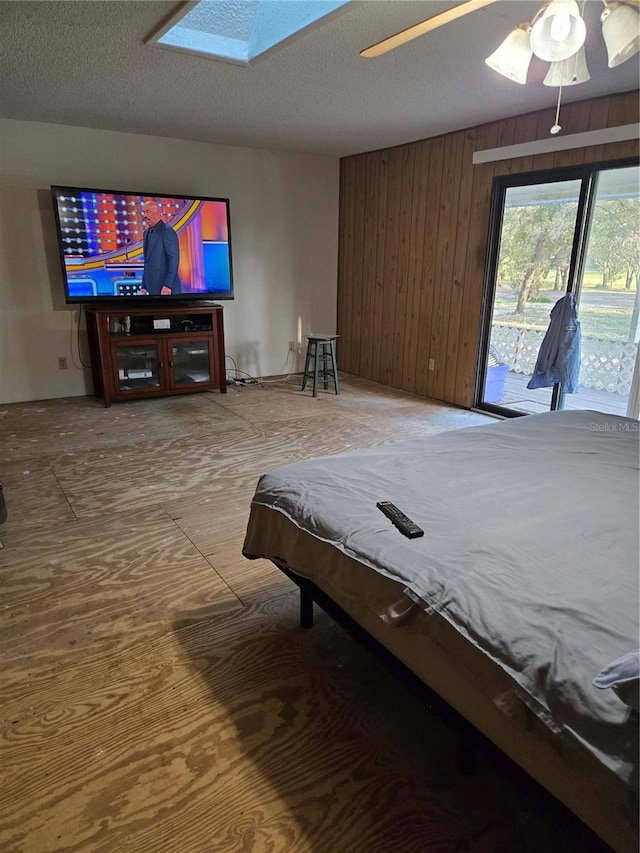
360;0;501;58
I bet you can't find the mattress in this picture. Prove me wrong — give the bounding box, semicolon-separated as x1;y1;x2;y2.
243;409;640;850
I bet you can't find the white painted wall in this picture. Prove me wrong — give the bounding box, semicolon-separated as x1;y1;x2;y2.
0;119;339;404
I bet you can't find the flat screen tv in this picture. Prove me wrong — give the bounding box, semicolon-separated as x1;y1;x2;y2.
51;186;234;303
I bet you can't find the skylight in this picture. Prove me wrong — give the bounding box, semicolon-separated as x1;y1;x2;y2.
151;0;351;65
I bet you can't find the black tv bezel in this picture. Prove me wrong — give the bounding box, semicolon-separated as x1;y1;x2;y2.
50;185;235;305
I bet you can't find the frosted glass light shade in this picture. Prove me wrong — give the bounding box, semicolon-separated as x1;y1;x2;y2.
530;0;586;61
543;45;590;85
485;24;533;84
601;2;640;67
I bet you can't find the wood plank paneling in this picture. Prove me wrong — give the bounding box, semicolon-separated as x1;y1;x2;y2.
551;101;594;169
416;136;445;398
360;153;378;379
391;144;416;389
456;121;498;406
531;107;561;171
606;91;640;159
371;151;389;383
583;97;612;163
402;142;430;393
338;89;639;407
379;147;404;388
432;131;464;402
509;112;540;174
444;129;477;400
336;158;352;368
349;156;367;377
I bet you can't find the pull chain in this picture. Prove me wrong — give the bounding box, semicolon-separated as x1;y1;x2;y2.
550;83;563;135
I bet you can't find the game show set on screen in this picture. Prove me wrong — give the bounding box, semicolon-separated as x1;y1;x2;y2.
51;187;234;303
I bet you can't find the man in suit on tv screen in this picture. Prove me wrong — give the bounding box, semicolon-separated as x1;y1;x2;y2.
140;199;181;295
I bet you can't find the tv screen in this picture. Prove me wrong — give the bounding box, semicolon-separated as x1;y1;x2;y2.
51;186;234;303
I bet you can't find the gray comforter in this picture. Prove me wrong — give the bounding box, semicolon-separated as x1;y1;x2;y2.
244;410;640;786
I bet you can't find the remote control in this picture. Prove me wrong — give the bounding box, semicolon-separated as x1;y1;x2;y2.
376;501;424;539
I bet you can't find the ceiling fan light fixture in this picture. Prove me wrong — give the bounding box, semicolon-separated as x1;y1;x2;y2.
601;2;640;67
530;0;586;61
543;44;590;85
485;24;533;84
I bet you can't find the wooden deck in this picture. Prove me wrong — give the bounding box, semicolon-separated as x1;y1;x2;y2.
495;371;630;416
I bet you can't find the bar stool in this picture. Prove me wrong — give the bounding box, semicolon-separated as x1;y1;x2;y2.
301;334;340;397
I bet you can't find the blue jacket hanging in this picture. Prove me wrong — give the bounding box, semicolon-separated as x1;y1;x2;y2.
527;293;581;393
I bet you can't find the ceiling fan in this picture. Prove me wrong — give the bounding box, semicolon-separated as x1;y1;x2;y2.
360;0;640;136
360;0;500;58
360;0;640;65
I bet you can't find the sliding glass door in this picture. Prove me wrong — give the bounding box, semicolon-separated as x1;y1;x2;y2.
477;160;639;418
568;166;640;415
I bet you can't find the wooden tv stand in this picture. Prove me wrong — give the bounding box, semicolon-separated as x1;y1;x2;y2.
85;304;227;407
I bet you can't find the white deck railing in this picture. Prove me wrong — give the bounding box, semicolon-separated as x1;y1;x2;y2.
490;323;636;395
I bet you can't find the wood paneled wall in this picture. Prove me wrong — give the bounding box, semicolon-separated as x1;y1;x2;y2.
337;90;639;408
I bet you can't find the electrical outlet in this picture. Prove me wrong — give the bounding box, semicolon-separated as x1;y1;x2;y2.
289;341;297;352
428;358;435;371
58;357;68;370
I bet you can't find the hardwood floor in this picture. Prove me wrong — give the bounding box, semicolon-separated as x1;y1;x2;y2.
0;377;609;852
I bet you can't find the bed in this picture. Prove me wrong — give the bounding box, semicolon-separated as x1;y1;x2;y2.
242;409;640;852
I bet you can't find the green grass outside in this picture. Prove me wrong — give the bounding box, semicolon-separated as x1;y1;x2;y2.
494;277;638;341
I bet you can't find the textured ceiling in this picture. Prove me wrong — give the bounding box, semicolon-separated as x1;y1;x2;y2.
0;0;638;157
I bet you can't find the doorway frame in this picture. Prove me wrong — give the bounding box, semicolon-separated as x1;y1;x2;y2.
474;156;639;418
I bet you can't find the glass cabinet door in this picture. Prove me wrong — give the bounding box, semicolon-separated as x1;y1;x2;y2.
170;339;213;386
113;342;162;392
